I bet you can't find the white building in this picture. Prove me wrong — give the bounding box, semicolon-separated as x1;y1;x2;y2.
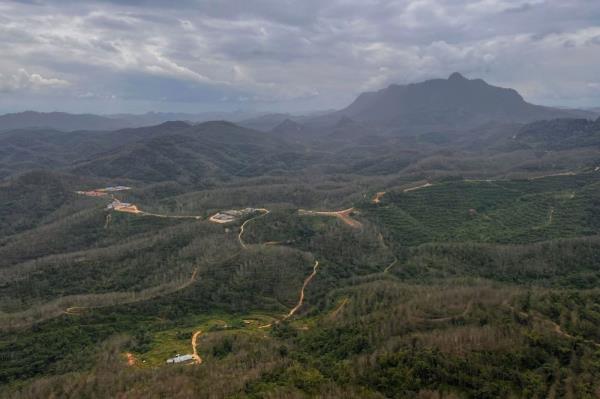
166;354;194;364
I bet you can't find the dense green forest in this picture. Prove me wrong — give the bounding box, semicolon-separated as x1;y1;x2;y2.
1;116;600;398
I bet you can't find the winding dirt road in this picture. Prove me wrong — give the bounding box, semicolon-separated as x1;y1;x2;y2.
238;209;270;249
504;302;600;348
260;260;320;328
191;330;203;365
62;267;199;317
284;260;320;321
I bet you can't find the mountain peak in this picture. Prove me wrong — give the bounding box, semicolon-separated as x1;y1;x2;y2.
333;73;575;130
448;72;467;81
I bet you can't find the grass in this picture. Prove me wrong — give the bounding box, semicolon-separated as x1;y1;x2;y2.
132;312;279;367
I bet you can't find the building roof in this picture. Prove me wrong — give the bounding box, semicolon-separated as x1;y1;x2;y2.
166;354;194;364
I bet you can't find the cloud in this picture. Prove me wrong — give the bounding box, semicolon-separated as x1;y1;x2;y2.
0;68;69;92
0;0;599;112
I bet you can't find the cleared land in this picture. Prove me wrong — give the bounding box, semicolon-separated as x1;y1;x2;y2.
298;207;362;228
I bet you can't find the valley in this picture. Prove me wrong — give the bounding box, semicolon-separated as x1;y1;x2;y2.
1;73;600;398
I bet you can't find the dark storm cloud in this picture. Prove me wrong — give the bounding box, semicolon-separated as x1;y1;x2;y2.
1;0;599;113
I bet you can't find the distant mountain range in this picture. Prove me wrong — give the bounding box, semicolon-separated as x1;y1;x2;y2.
1;73;597;135
0;111;131;132
0;110;282;132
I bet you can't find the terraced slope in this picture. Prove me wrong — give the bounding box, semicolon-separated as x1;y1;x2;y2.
362;173;600;245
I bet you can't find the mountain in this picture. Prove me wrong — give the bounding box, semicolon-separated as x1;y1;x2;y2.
321;73;591;132
0;111;134;132
69;121;296;183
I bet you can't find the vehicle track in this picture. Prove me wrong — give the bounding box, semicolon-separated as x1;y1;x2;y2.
403;182;432;192
504;302;600;348
260;260;320;328
284;260;319;320
62;267;199;317
330;297;349;319
383;258;398;273
417;300;473;323
238;209;270;249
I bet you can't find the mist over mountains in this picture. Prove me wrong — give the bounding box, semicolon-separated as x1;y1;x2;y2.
2;73;596;134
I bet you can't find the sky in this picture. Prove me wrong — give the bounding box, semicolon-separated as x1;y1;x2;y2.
1;0;599;114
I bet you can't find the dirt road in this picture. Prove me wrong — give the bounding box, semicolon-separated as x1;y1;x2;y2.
530;171;576;180
422;300;473;323
61;267;199;318
284;260;319;321
238;209;270;249
137;211;202;220
64;306;86;315
298;208;362;228
504;302;600;348
125;352;136;366
404;182;432;192
330;297;349;319
547;207;555;225
383;258;398;273
191;330;203;365
259;260;320;328
372;192;386;204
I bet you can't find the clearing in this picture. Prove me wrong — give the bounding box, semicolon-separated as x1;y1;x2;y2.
372;191;386;204
298;208;362;228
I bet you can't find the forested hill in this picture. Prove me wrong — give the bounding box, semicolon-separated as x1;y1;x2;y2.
516;117;600;150
69;121;297;183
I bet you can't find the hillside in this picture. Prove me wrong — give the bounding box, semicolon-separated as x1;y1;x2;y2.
70;121;296;183
516;117;600;150
0;170;93;238
2;171;600;398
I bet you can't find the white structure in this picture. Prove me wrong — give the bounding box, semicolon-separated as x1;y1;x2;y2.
166;354;194;364
209;208;259;224
101;186;132;192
